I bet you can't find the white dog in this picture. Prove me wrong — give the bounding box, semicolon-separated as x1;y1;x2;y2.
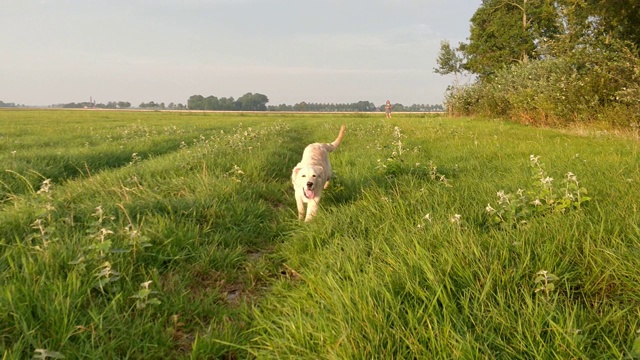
291;124;346;222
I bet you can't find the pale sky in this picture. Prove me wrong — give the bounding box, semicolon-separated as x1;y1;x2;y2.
0;0;480;107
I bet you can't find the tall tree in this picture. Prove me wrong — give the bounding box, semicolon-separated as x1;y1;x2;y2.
558;0;640;49
434;40;467;88
463;0;560;77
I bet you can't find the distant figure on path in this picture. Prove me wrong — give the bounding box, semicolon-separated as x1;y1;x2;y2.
385;100;392;119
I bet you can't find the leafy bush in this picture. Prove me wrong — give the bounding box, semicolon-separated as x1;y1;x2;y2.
446;38;640;128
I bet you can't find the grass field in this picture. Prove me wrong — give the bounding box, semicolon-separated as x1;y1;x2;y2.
1;109;639;359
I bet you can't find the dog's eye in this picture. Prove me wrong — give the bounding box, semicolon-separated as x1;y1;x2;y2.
301;174;306;177
312;174;317;178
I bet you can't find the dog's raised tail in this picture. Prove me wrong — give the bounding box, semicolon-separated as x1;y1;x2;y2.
328;124;346;151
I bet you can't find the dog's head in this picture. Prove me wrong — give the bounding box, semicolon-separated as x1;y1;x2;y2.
292;165;324;199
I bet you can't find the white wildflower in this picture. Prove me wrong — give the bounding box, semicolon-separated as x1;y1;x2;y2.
36;179;52;194
93;206;104;218
450;214;462;224
497;190;509;204
99;228;114;237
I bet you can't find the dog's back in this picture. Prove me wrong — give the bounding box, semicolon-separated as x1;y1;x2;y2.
299;125;346;165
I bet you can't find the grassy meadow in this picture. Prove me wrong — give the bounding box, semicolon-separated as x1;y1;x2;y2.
1;109;639;359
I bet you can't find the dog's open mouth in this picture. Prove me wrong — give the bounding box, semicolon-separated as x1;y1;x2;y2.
303;188;314;199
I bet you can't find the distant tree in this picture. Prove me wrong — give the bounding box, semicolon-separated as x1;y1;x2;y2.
353;101;377;112
219;97;237;111
61;102;93;108
203;96;219;110
187;95;205;110
293;102;308;111
117;101;131;109
268;104;293;111
404;103;444;112
189;94;268;111
139;101;160;109
237;92;269;111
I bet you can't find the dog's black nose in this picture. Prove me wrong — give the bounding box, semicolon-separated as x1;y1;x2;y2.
306;181;313;188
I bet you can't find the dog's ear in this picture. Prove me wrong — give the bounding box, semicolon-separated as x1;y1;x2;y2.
291;167;301;184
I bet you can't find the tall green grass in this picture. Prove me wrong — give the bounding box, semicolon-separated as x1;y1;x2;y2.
1;110;639;359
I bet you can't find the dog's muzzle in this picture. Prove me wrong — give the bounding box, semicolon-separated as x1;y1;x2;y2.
304;182;315;199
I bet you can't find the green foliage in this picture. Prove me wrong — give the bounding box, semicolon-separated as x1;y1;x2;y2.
446;36;640;127
443;0;640;127
485;155;590;228
561;0;640;50
464;0;560;77
130;281;161;310
434;40;465;78
534;270;559;301
375;126;452;186
0;100;18;108
187;93;270;111
60;101;132;109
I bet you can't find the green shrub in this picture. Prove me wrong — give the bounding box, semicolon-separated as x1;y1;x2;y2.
446;38;640;128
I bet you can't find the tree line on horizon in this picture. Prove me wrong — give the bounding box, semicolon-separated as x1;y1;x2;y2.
0;101;20;108
4;93;444;112
53;101;134;109
187;93;444;112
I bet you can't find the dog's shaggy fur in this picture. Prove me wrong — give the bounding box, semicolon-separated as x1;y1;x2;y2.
291;124;345;222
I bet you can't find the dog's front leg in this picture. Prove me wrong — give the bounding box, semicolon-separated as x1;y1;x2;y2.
296;195;305;221
304;199;319;222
